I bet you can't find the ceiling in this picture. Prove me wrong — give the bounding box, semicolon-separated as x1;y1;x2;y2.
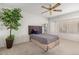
0;3;79;18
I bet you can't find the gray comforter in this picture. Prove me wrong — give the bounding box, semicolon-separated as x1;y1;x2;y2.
30;34;59;44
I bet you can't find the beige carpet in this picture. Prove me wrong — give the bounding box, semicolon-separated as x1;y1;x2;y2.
0;39;79;55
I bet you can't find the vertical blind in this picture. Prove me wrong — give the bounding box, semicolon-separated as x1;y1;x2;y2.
56;21;79;33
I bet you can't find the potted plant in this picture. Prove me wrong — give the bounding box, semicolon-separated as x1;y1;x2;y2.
0;8;23;49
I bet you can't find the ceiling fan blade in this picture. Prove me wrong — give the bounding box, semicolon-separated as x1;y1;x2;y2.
41;11;48;14
53;9;62;12
41;6;49;10
52;3;61;9
49;4;52;8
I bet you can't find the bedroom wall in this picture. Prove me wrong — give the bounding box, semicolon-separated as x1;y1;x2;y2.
50;10;79;21
0;8;48;48
49;11;79;41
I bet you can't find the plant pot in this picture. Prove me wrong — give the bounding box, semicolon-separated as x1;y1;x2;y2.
6;36;14;49
6;39;14;49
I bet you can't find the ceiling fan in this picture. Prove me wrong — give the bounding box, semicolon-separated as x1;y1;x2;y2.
41;3;62;15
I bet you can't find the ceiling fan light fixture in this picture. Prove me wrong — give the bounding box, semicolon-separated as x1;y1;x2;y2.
41;3;62;15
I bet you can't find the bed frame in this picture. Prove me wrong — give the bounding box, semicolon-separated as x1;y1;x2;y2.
28;25;59;52
30;38;59;52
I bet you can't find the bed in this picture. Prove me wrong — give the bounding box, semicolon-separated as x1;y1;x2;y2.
28;26;59;52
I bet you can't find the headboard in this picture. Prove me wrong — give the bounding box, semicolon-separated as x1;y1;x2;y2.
28;26;42;34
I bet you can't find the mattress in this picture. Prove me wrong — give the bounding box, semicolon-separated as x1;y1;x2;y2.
30;34;59;44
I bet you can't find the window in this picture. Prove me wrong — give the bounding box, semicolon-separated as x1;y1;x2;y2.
57;20;79;33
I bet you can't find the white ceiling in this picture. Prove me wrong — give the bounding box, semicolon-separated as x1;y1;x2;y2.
0;3;79;18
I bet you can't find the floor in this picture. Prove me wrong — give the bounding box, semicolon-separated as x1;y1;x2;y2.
0;39;79;55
